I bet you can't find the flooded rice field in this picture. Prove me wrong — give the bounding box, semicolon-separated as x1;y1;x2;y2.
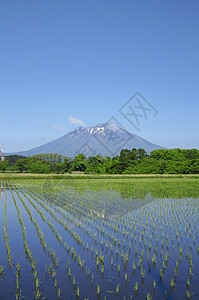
0;178;199;300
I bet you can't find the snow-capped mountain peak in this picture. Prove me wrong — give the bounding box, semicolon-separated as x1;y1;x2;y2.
8;122;165;158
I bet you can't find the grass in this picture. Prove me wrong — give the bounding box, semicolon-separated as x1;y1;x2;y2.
1;174;199;200
0;172;199;179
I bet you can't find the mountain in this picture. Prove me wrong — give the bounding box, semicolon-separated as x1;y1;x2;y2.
8;122;165;158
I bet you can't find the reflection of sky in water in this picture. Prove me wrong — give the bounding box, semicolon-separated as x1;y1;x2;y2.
0;180;199;300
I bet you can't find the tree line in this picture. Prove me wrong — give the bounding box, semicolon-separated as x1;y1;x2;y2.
0;148;199;174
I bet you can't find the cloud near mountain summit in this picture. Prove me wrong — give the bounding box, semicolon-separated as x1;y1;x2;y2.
68;116;87;127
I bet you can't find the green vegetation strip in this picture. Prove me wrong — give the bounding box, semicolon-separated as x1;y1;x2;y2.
1;173;199;179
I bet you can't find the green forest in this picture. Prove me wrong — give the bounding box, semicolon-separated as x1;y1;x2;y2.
0;148;199;174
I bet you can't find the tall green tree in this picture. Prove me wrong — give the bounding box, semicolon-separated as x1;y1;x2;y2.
14;159;28;173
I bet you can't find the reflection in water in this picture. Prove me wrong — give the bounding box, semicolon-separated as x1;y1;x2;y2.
40;178;199;199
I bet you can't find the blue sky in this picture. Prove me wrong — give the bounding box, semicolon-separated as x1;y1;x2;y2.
0;0;199;153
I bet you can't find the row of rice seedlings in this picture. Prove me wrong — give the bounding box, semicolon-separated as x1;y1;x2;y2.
15;263;23;300
23;184;120;274
24;185;90;235
21;184;120;297
16;185;63;247
24;186;99;283
21;185;92;251
11;184;62;275
8;184;43;300
15;183;95;298
12;185;48;252
3;186;12;268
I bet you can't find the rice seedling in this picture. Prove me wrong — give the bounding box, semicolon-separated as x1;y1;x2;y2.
125;273;128;283
186;290;192;299
97;284;100;295
0;265;4;275
159;268;163;280
153;279;156;289
170;278;175;290
76;286;80;297
35;289;41;300
146;293;152;300
15;289;23;300
65;261;70;269
101;264;104;275
118;264;120;273
91;273;94;285
57;288;62;299
134;282;138;292
54;278;57;288
116;284;120;295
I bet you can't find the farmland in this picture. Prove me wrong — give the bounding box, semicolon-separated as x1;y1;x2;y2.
0;177;199;299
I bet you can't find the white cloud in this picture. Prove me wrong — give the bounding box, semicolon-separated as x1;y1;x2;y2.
68;116;87;127
37;135;45;140
53;125;66;131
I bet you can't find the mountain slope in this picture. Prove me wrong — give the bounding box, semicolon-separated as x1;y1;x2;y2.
8;122;165;158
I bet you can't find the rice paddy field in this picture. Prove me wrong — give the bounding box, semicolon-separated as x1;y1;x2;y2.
0;176;199;300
